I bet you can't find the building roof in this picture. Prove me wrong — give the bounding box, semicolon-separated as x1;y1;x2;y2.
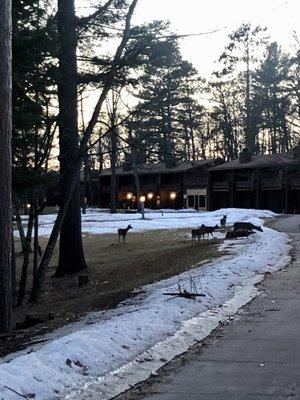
97;160;214;177
209;152;300;171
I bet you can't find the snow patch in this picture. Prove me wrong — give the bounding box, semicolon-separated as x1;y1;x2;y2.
3;209;291;400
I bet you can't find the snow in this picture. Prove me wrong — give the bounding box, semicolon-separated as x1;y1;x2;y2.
3;208;291;400
17;207;278;237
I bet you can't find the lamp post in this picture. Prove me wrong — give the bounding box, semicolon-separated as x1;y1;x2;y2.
140;195;145;219
126;192;133;209
26;203;31;215
169;192;177;209
147;192;154;209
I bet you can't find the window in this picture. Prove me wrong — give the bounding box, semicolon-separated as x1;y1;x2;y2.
199;195;206;208
188;195;195;208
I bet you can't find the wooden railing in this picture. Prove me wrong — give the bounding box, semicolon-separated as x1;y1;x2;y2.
140;184;158;191
291;177;300;189
236;180;254;190
262;178;282;190
161;183;180;190
184;177;208;187
100;186;110;193
213;181;229;191
119;185;136;192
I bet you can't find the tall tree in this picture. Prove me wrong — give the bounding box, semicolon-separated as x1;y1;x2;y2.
0;0;12;333
216;24;268;153
54;0;87;276
253;42;291;153
29;0;139;302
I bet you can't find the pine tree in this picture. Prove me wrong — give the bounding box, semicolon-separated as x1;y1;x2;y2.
0;0;12;333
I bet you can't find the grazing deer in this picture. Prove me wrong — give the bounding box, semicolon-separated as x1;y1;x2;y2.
226;229;254;239
233;222;263;232
203;224;220;239
191;224;205;241
118;224;133;243
220;215;227;229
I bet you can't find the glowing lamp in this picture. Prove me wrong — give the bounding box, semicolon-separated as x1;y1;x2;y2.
147;193;154;200
169;192;177;200
140;195;146;203
26;203;31;208
126;192;133;200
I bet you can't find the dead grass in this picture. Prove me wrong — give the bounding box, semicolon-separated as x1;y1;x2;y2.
1;229;223;356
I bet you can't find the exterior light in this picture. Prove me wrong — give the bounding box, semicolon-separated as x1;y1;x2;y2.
169;192;177;200
147;193;154;200
126;192;133;200
26;203;31;208
140;195;146;203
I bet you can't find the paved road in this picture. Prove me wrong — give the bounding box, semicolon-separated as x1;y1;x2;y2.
116;215;300;400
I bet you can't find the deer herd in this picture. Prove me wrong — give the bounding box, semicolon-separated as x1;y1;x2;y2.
191;215;263;242
117;214;263;244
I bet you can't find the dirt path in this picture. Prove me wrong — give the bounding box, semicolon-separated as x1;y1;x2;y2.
1;229;223;358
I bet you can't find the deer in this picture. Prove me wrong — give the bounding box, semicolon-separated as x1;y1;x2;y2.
118;224;133;243
191;224;206;241
233;222;263;232
220;215;227;229
202;224;220;239
226;229;254;239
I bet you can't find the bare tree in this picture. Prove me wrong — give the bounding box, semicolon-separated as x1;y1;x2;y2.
29;0;139;302
0;0;12;332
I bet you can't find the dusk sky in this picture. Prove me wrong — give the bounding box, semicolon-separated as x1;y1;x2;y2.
132;0;299;76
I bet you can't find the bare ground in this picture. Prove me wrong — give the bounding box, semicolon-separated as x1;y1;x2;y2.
0;229;223;357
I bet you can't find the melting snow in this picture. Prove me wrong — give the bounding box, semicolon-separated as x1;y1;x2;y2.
3;208;291;400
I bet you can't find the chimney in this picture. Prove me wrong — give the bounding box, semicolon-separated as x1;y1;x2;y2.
239;148;252;164
165;155;177;169
122;161;133;172
293;141;300;160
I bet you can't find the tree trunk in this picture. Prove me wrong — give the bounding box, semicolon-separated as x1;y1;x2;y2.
55;0;87;276
14;200;26;253
11;226;16;306
33;191;39;277
245;41;255;153
17;208;34;306
110;127;118;213
0;0;12;332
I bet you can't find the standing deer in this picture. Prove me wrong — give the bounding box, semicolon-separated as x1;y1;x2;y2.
220;215;227;229
118;224;133;243
191;224;206;241
203;224;220;239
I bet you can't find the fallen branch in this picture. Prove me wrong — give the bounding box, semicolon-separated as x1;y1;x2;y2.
163;291;206;299
4;385;27;398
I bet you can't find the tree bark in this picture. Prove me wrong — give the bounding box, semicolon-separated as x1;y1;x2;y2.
0;0;12;332
55;0;87;276
110;127;118;213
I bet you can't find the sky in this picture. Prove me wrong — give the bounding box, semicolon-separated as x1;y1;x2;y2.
131;0;299;77
76;0;299;122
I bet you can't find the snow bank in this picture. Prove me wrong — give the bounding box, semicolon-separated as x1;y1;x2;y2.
3;209;291;400
16;207;278;237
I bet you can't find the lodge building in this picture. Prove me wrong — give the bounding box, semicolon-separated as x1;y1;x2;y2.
91;159;219;210
208;146;300;213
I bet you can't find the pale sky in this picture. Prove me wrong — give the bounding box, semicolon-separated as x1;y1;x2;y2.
77;0;299;122
131;0;299;77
